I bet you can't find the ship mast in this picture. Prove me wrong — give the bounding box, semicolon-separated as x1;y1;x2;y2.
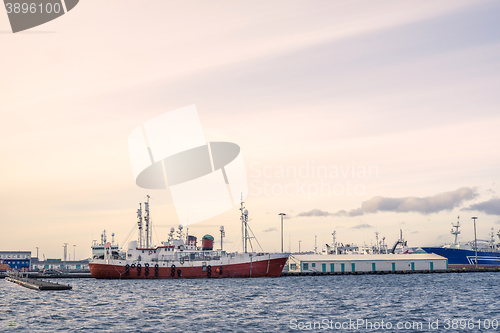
240;198;248;253
145;195;150;248
239;197;261;253
332;231;336;254
490;228;495;249
137;203;143;248
451;215;461;246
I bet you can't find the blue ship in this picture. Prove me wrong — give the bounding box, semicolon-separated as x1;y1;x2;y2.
422;216;500;268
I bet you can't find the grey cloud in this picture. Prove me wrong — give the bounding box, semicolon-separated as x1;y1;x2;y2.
351;223;373;229
262;227;278;233
338;187;477;216
296;209;348;217
296;209;332;217
486;188;496;195
464;198;500;215
331;210;348;217
296;188;476;220
346;208;364;217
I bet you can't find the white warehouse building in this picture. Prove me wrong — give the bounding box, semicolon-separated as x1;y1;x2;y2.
288;253;447;273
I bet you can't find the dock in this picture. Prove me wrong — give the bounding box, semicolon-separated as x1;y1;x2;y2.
5;276;72;290
281;267;500;276
0;272;91;279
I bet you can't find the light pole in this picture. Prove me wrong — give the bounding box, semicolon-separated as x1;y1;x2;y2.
73;245;76;262
279;213;286;253
472;217;478;268
35;247;39;259
299;240;301;253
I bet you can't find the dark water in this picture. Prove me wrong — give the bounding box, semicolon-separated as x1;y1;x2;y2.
1;273;499;332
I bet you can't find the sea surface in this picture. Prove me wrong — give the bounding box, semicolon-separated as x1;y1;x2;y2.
1;273;499;332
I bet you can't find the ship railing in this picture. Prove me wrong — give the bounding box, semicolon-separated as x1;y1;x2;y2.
177;252;223;262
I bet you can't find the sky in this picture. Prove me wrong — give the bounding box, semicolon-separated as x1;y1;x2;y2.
1;0;500;259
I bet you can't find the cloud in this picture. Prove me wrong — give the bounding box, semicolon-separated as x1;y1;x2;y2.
262;227;278;233
486;188;496;195
296;209;347;217
351;223;373;229
339;187;477;216
296;209;331;217
464;198;500;215
410;231;419;234
296;188;477;219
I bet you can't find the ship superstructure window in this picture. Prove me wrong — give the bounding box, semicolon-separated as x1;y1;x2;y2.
312;263;316;268
303;263;309;270
290;263;296;270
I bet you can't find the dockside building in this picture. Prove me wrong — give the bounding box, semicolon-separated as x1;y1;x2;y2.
288;253;447;273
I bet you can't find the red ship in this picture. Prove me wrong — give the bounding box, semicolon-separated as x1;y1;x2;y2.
89;197;289;279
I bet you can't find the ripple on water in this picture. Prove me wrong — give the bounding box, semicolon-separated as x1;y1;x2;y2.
2;273;500;332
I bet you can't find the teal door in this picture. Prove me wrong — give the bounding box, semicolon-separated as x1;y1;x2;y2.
322;263;326;272
391;263;396;271
372;263;376;271
411;262;415;271
330;263;334;272
430;262;433;270
341;263;345;272
351;263;355;272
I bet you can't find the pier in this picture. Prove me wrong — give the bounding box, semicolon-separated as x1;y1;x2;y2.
281;266;500;276
0;272;91;279
5;275;72;290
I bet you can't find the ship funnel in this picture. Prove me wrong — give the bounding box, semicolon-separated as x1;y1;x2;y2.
202;235;214;251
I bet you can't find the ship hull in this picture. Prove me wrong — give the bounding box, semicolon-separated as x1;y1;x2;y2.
89;255;288;279
422;247;500;268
